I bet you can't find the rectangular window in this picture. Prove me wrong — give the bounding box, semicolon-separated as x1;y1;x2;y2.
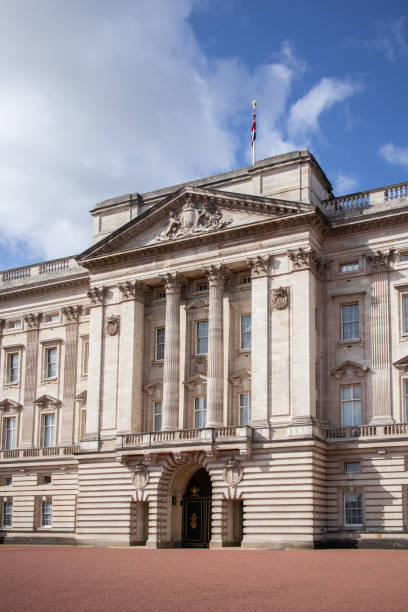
240;315;251;349
43;475;52;485
80;410;86;440
339;262;359;273
401;254;408;262
403;296;408;333
341;385;362;427
2;500;12;527
82;339;89;375
45;313;59;324
197;282;208;292
240;275;251;285
41;500;52;527
42;414;55;448
45;347;57;379
344;492;363;526
7;353;19;383
194;397;207;429
7;320;21;330
4;417;16;450
155;328;165;361
154;402;162;432
196;320;208;355
345;462;360;474
239;393;251;426
341;303;359;340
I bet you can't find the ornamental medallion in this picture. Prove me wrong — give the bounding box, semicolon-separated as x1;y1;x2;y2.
132;463;149;490
271;287;290;310
223;457;243;487
105;315;120;336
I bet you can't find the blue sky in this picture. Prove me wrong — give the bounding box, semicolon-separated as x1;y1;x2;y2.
1;0;408;270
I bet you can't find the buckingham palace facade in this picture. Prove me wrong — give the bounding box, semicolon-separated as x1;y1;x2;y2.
1;149;408;548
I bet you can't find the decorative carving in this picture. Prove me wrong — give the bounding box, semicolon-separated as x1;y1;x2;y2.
247;255;272;277
159;272;185;293
87;287;105;305
223;457;243;487
24;313;41;329
132;463;149;490
271;287;290;310
366;249;394;272
185;298;209;311
118;280;149;301
75;390;87;406
330;360;369;379
393;355;408;373
34;394;61;409
62;305;80;323
105;315;120;336
203;264;231;286
0;399;22;412
287;248;320;271
156;196;232;242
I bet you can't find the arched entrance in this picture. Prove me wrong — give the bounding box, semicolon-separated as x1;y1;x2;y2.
182;468;212;548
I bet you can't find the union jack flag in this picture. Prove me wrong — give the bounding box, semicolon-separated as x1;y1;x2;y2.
251;104;256;147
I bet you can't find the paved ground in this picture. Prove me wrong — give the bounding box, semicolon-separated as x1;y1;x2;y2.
1;547;408;611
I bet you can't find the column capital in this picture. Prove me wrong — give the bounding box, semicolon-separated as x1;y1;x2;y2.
203;264;231;286
159;272;185;293
118;279;150;302
287;248;320;272
247;254;272;278
24;312;41;330
62;305;80;324
365;249;394;273
87;286;105;306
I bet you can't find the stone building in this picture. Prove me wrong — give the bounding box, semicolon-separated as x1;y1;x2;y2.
1;149;408;548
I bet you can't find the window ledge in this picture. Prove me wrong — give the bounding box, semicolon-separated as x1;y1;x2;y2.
343;525;363;530
338;338;361;345
3;382;19;388
236;348;252;355
151;360;164;366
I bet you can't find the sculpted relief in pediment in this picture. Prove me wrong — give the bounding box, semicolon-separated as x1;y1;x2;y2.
155;196;232;242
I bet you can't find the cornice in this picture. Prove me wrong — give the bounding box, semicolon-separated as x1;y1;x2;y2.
327;206;408;239
0;274;89;302
80;209;326;272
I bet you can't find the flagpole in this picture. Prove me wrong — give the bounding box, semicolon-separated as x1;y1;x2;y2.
251;100;256;166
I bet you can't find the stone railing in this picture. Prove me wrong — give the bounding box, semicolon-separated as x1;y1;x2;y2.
121;426;253;449
0;446;80;460
325;423;408;440
323;181;408;218
0;257;87;289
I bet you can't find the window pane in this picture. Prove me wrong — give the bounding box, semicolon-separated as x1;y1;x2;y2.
9;354;18;383
345;493;362;525
341;304;359;340
47;348;57;378
3;501;12;527
196;321;208;355
194;397;207;428
241;315;251;349
240;393;251;426
345;462;360;473
5;417;16;450
156;328;165;361
341;386;352;401
43;414;55;447
154;402;162;432
341;385;362;427
41;501;52;526
342;402;353;427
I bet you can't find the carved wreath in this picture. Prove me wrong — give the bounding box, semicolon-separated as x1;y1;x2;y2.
105;315;120;336
223;457;243;487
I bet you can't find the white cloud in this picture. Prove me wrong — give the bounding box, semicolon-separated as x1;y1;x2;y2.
0;1;361;265
287;78;359;140
379;143;408;167
333;172;359;195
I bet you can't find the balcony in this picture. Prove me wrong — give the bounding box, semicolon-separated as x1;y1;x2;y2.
325;423;408;441
0;256;87;292
118;426;253;459
322;181;408;220
0;446;80;460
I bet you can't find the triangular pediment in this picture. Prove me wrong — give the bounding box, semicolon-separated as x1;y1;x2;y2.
34;394;61;408
330;361;369;378
393;355;408;372
78;186;314;264
0;398;22;412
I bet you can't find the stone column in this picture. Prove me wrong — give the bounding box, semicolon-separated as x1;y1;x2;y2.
161;273;184;431
204;264;230;428
248;255;271;427
81;287;105;451
368;250;394;424
21;313;41;447
117;281;147;434
60;306;80;445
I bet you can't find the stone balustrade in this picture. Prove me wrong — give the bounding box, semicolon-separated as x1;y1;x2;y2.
323;181;408;218
0;446;80;460
0;257;86;289
325;423;408;440
120;425;253;450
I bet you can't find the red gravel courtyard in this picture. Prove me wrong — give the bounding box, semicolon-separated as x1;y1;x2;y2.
1;546;408;611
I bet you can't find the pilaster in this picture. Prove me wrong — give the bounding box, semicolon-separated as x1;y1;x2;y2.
82;287;105;451
59;305;80;445
21;313;41;447
248;255;271;427
367;250;394;424
117;281;147;434
204;264;231;428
